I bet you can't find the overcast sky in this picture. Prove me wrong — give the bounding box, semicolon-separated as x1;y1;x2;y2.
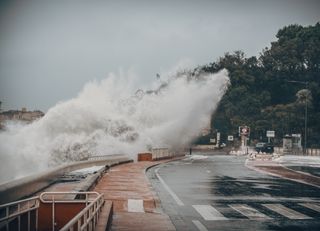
0;0;319;111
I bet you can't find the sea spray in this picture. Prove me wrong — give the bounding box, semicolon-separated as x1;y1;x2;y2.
0;68;229;183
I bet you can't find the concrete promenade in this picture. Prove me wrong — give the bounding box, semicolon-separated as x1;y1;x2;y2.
93;160;176;231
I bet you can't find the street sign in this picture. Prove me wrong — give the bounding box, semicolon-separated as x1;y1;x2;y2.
292;134;301;138
210;138;216;143
239;126;250;136
227;135;234;141
266;131;275;138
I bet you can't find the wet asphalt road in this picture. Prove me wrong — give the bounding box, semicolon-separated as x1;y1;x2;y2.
147;154;320;231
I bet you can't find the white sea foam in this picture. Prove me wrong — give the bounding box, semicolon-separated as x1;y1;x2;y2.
0;68;229;183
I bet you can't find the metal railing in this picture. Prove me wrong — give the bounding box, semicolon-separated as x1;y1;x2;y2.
0;196;39;231
39;191;104;231
85;154;126;161
0;191;104;231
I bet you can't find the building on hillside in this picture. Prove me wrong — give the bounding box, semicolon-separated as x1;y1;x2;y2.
0;108;44;128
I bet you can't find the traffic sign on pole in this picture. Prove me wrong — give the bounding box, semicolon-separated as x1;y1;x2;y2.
239;126;250;136
227;135;234;141
266;131;275;138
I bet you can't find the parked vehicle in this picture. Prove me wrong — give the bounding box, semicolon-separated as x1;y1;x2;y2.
255;142;274;153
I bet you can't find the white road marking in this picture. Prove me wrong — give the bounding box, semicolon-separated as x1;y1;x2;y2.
300;203;320;212
263;204;311;219
155;168;184;206
192;220;208;231
193;205;228;220
127;199;144;213
229;204;271;220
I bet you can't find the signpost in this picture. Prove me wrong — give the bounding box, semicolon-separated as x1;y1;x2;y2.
239;126;250;136
266;130;275;143
216;132;220;148
239;126;250;154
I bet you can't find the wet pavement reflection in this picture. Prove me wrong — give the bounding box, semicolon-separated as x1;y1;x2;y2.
147;154;320;231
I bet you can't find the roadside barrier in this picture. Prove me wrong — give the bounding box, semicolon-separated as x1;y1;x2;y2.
0;196;39;231
137;148;181;161
40;192;104;231
0;155;132;204
0;191;105;231
306;148;320;156
151;148;173;160
274;147;320;156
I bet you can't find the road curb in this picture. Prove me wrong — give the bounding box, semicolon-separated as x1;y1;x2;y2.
143;156;186;213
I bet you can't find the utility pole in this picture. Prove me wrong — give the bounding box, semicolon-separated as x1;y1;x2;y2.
287;80;309;155
304;84;308;155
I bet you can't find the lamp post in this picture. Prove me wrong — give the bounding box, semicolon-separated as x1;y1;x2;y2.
287;80;309;155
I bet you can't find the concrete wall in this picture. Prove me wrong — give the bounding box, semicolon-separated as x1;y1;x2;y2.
274;147;320;156
138;153;153;161
306;148;320;156
0;155;132;204
191;145;216;150
137;148;183;161
151;148;173;160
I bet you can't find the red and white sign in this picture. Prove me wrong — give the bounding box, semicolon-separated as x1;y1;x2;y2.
239;126;250;136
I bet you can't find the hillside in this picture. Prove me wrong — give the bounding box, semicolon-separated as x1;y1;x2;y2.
197;23;320;147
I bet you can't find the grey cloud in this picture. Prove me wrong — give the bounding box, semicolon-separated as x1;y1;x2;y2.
0;0;319;111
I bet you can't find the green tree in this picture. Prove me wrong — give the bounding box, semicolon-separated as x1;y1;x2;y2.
197;22;320;147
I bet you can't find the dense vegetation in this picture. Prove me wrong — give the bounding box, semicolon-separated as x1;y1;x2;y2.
196;23;320;147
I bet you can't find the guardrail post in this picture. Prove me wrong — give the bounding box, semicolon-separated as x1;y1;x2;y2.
18;204;21;231
77;219;81;230
36;205;39;231
6;207;9;231
52;196;55;231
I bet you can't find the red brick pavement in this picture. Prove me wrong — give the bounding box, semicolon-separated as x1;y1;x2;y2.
93;161;176;231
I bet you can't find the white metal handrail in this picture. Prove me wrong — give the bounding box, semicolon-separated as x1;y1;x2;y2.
0;196;40;231
0;191;104;231
39;191;100;204
59;193;104;231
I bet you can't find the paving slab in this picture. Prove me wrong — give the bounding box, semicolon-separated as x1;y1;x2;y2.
111;212;175;231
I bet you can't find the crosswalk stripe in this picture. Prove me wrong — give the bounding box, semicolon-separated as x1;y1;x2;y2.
262;204;311;219
300;203;320;212
229;204;271;220
193;205;228;220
